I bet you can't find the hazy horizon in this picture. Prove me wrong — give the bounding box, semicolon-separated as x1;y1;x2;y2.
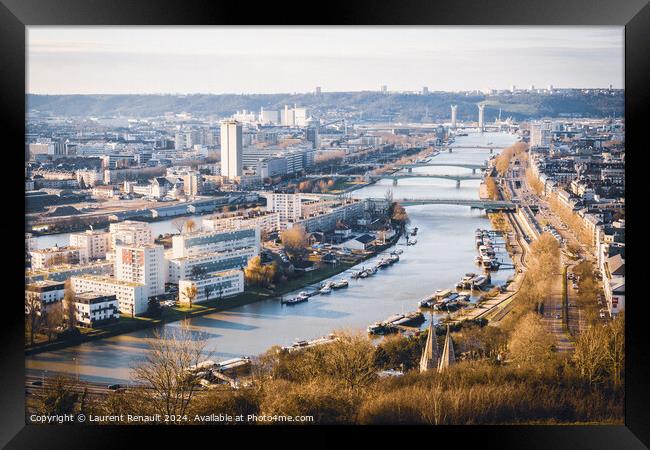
27;26;624;95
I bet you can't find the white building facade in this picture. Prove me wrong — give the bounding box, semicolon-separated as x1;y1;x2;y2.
220;120;243;179
178;269;244;304
71;275;148;317
114;244;165;298
70;229;111;260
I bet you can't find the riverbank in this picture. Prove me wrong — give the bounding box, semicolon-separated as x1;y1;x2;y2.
25;230;403;356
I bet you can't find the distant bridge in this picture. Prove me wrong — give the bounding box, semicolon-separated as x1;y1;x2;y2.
372;172;483;187
397;162;488;173
389;198;517;212
448;145;501;150
306;172;483;187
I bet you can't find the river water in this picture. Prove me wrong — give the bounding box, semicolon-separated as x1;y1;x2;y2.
26;131;517;384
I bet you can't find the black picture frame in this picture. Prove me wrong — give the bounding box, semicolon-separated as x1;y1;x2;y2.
1;0;647;447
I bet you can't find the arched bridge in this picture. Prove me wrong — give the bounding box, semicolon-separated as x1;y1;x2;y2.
370;172;483;187
397;162;488;173
306;172;483;187
388;198;517;212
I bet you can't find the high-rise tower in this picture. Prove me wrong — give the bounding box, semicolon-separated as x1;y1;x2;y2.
220;120;243;179
478;104;485;132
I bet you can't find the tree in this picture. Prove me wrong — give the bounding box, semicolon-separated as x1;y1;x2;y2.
182;285;198;309
390;202;409;231
43;302;63;343
280;226;309;258
573;325;608;386
172;217;189;234
184;219;197;234
25;292;42;346
244;256;277;289
508;313;555;368
63;281;77;331
485;176;499;200
384;188;394;204
605;314;625;386
131;321;209;418
32;375;79;416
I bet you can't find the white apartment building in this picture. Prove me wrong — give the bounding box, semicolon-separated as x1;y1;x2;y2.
259;108;280;125
108;220;154;250
71;275;148;317
114;244;165;298
30;245;89;270
280;106;308;127
202;211;280;234
182;171;202;196
73;292;120;327
166;246;256;284
171;227;260;259
76;169;102;187
291;199;366;233
178;269;244;304
220;120;243;180
530;121;552;148
69;229;110;260
25;280;66;305
263;192;303;223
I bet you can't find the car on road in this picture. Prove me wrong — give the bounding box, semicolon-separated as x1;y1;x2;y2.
599;311;606;319
555;314;561;319
108;384;122;390
31;380;43;386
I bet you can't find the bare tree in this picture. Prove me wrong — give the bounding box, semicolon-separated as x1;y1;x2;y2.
43;302;64;342
131;321;209;418
573;325;608;386
25;292;42;346
508;313;555;368
63;280;77;330
605;314;625;387
171;217;189;234
32;375;79;416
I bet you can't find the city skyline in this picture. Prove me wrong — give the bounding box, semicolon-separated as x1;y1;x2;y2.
27;26;624;95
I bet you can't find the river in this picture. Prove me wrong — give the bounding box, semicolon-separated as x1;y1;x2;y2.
26;131;517;384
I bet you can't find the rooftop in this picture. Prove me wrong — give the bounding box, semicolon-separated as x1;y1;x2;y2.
72;274;145;288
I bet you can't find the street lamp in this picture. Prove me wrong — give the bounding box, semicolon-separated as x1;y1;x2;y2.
72;357;79;382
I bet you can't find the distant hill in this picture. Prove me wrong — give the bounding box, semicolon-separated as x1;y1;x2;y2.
27;91;624;122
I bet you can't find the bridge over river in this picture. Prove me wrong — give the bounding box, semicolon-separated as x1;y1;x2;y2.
385;198;517;212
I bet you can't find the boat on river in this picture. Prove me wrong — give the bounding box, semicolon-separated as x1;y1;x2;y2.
456;273;478;290
472;274;490;290
332;279;349;289
282;295;309;305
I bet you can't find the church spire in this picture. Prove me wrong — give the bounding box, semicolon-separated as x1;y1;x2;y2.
438;325;456;372
419;317;439;373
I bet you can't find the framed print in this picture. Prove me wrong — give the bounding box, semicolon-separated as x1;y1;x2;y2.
1;0;647;447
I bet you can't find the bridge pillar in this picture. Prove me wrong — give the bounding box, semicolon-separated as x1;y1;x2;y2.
407;167;412;173
456;179;461;189
393;178;398;186
448;148;452;153
472;168;476;174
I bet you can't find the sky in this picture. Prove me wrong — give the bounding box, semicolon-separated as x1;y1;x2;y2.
27;27;624;95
